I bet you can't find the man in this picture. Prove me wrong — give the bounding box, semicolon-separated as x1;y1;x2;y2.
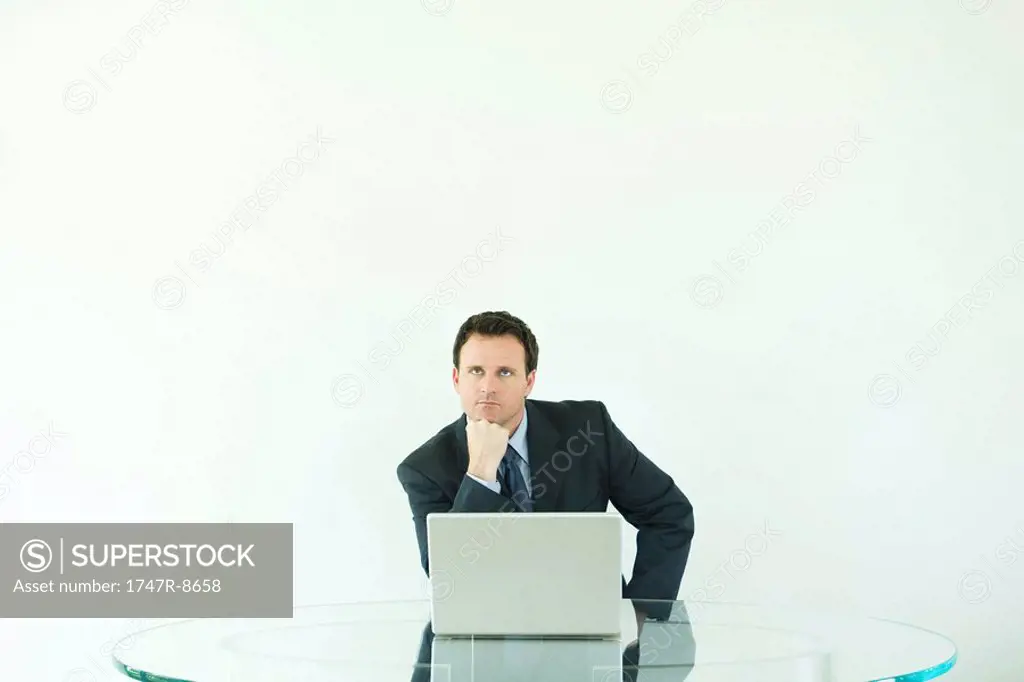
396;311;696;625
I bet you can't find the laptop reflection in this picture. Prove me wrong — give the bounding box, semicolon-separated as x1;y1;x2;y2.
410;609;696;682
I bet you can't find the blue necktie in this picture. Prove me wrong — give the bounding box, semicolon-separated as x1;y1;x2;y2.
499;444;533;512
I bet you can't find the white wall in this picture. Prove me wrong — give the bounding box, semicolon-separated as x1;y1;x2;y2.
1;0;1022;679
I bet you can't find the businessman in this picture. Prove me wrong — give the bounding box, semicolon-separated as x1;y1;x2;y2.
396;311;696;624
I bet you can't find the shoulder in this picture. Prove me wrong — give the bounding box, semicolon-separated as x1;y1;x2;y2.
395;416;461;477
526;397;609;427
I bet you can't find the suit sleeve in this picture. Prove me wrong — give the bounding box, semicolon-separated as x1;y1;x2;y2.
599;401;695;607
396;461;518;576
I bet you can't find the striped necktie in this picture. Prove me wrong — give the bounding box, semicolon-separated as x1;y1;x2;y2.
498;444;533;512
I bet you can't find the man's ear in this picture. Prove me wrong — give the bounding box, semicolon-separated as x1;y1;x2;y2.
452;367;459;393
524;369;536;397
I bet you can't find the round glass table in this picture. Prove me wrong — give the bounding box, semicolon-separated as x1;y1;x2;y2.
111;599;956;682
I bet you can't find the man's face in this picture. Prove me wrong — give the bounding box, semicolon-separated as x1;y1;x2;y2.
453;333;535;428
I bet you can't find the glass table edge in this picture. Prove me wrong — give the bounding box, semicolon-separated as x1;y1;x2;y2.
112;657;193;682
110;649;959;682
874;651;958;682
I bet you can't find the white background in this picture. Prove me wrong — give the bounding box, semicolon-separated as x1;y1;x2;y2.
1;0;1022;679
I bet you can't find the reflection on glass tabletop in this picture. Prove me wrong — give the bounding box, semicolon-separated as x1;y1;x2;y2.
111;599;956;682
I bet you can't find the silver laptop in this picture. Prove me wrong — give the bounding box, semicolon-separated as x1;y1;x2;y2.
426;512;623;638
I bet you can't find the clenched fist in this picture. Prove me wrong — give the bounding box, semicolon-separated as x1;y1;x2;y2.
465;418;510;482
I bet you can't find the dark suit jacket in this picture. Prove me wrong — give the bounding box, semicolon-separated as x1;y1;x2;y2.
396;398;695;604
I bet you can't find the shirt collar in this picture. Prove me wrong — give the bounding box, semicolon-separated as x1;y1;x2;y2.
507;406;529;463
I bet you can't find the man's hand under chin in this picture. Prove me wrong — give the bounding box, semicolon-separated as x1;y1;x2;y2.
465;416;510;483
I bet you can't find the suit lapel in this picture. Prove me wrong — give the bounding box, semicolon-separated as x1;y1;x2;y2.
453;413;469;476
523;400;564;512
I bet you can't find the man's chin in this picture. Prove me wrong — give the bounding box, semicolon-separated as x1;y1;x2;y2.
472;404;502;422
